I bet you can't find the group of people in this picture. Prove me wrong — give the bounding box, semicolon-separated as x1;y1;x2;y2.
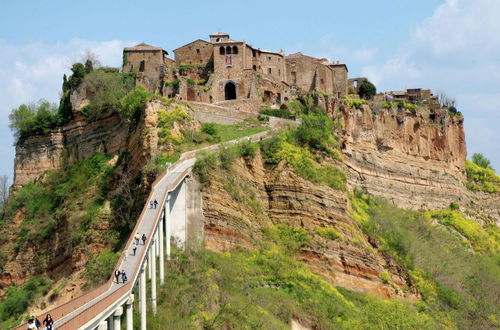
114;269;128;284
149;199;159;209
27;314;53;329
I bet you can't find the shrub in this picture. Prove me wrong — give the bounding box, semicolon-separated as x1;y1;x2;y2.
85;249;119;287
237;140;258;158
9;100;61;141
315;227;343;240
449;202;460;210
465;159;499;193
379;271;391;284
259;108;295;120
342;96;367;109
218;145;237;170
358;80;376;100
295;113;334;152
120;85;152;123
186;78;195;86
472;153;492;169
201;122;218;136
192;151;217;185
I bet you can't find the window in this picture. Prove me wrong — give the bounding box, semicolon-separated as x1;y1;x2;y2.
320;78;324;84
252;50;256;57
252;65;257;71
278;69;281;75
224;81;236;100
232;46;238;54
268;68;272;74
216;38;220;42
200;59;204;63
196;49;200;54
226;46;232;55
268;56;271;60
139;60;145;72
219;46;225;55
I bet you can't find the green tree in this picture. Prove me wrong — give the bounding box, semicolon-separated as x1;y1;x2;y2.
84;59;94;74
472;153;492;169
120;85;151;123
295;113;333;151
67;63;86;90
358;80;377;100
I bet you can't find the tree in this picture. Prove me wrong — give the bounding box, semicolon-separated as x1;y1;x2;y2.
358;80;377;100
84;59;94;74
437;91;456;108
472;153;493;170
80;49;101;68
67;63;86;90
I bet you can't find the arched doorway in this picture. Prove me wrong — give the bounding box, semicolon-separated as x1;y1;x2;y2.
224;81;236;100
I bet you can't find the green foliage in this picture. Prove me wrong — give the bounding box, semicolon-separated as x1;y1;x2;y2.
465;159;500;192
358;80;377;100
350;192;500;328
192;151;217;185
186;78;195;86
8;100;60;140
296;112;334;152
201;122;218;136
379;271;392;284
315;227;343;240
396;100;416;109
85;249;119;287
164;79;180;90
237;140;258;158
348;87;356;94
80;70;135;118
66;62;86;90
472;153;493;169
0;276;49;329
119;85;152;123
449;202;460;210
259;108;295;120
218;145;238;170
84;59;94;74
342;96;367;109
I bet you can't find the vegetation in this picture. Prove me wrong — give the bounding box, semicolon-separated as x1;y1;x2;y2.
0;276;50;329
351;191;500;329
465;159;500;193
85;249;119;287
259;108;296;120
342;96;367;109
472;153;493;170
358;80;377;100
120;85;152;124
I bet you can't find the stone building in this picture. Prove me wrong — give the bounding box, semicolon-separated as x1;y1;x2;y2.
122;33;349;112
122;43;173;93
285;53;348;97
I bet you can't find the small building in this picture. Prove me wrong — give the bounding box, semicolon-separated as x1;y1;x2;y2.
123;43;170;76
173;39;213;65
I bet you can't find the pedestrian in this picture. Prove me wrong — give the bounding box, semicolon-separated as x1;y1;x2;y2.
142;233;147;245
114;269;121;284
149;200;154;209
134;232;140;245
132;242;137;256
43;314;54;330
33;316;41;329
27;317;36;330
121;270;128;284
154;199;158;209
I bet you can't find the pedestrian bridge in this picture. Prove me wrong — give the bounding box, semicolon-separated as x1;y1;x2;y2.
14;131;269;330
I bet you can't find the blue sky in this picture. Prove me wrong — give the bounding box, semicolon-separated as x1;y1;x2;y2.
0;0;498;183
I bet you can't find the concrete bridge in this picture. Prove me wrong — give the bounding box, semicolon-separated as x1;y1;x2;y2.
14;131;269;330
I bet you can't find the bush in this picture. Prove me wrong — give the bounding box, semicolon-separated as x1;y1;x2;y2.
259;108;295;120
315;227;343;240
120;85;152;123
186;78;195;86
85;249;119;287
465;159;499;193
192;151;217;185
237;140;258;158
201;122;218;136
358;80;376;100
295;113;334;152
218;145;237;170
9;100;61;141
472;153;492;169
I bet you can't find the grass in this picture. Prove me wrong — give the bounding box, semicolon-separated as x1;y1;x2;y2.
350;191;500;329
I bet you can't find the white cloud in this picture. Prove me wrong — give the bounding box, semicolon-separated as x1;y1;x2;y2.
0;38;137;180
354;48;378;62
361;0;500;169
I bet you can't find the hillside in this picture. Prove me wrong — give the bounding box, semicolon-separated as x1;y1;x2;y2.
0;63;499;329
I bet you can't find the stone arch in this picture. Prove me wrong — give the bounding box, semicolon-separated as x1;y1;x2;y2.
232;46;238;54
226;46;232;55
219;46;225;55
224;81;237;100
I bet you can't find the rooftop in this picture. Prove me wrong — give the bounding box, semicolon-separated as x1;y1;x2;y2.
124;43;168;54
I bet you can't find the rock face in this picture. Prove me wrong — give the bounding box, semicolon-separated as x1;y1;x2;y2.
340;105;498;223
202;154;418;299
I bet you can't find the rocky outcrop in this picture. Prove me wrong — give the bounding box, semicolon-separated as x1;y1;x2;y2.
201;154;418;299
340;105;499;223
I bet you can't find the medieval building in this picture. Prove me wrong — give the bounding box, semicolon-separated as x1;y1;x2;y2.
122;33;349;111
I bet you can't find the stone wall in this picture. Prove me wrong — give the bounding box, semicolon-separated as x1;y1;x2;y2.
174;39;213;65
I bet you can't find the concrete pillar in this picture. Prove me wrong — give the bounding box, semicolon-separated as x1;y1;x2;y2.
159;208;165;285
140;264;147;330
113;306;123;330
155;228;160;256
166;194;171;260
126;294;134;330
107;316;114;330
148;248;152;280
97;321;108;330
151;237;157;314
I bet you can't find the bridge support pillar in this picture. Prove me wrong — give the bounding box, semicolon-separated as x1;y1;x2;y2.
159;208;165;285
166;194;171;260
148;247;152;280
151;237;157;315
126;294;134;330
107;316;114;330
97;320;108;330
140;264;147;330
113;306;123;330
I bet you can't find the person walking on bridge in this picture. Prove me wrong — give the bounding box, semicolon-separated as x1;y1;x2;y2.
132;241;137;256
114;269;121;284
142;233;147;245
43;314;54;330
121;270;128;284
134;232;140;245
154;199;158;209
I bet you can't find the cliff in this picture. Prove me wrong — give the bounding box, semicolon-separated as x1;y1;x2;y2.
202;154;418;299
340;104;499;223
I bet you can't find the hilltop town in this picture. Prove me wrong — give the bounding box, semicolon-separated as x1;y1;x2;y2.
122;32;439;112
